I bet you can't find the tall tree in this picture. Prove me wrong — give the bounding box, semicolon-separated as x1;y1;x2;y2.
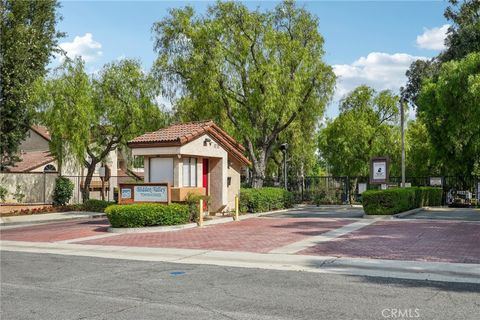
417;52;480;177
401;59;439;104
440;0;480;62
405;120;440;177
36;58;167;201
152;0;335;187
318;86;401;192
0;0;63;170
402;0;479;103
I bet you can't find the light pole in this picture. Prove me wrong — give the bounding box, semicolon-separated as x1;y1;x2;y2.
400;99;405;188
280;143;289;190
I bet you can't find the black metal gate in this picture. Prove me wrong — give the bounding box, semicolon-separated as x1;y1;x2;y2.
248;175;479;206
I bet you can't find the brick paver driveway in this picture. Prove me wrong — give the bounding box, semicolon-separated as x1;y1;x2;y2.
300;220;480;264
78;218;354;253
2;206;480;263
0;219;109;242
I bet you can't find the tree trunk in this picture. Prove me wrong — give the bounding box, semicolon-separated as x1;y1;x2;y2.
81;162;97;202
251;153;267;188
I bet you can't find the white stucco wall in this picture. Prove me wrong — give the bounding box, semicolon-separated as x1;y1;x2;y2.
19;129;49;152
133;133;243;212
227;157;242;211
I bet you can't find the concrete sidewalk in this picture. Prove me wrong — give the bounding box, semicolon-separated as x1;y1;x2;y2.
2;240;479;284
0;211;105;227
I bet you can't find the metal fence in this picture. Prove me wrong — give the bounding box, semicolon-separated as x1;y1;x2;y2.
0;173;142;204
247;175;480;205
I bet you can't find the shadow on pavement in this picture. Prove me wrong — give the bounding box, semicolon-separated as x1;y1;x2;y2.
401;208;480;222
265;205;364;219
348;274;480;292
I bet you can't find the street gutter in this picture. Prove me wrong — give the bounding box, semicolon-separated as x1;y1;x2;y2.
2;240;479;284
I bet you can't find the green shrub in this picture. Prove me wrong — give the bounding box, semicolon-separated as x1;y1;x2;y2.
105;203;190;228
313;190;343;206
0;185;7;202
52;176;74;206
83;199;116;212
185;193;211;222
415;187;443;207
362;187;442;215
239;187;294;213
12;185;25;203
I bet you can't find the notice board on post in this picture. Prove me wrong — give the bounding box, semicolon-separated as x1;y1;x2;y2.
370;157;389;185
119;183;171;204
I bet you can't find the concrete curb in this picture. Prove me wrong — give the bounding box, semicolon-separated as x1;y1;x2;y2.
107;208;291;234
2;240;479;284
108;223;198;233
393;207;425;218
0;211;106;227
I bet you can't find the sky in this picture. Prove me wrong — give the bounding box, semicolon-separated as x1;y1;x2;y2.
54;0;451;118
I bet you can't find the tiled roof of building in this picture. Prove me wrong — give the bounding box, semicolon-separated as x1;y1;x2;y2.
5;151;55;172
128;121;251;166
31;125;51;141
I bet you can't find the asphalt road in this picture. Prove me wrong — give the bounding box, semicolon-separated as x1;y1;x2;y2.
1;251;479;320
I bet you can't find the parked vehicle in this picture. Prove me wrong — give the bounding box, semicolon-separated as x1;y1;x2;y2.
446;189;472;207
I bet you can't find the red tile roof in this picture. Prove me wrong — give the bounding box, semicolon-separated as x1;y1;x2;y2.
31;125;51;141
5;151;55;172
128;121;251;166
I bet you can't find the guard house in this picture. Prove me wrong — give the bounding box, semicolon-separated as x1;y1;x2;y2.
127;121;251;213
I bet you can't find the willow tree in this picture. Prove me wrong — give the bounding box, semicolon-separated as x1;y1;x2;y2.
36;58;167;201
0;0;63;169
319;86;401;180
417;52;480;177
153;0;335;187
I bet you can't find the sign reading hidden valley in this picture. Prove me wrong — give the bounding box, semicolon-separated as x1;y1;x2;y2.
118;183;170;204
370;157;389;184
134;185;168;202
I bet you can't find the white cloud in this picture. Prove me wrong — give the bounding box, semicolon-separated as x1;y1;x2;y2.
332;52;427;104
416;24;450;50
59;33;103;62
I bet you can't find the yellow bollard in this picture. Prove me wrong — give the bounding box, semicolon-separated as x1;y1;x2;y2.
234;195;239;221
198;199;204;227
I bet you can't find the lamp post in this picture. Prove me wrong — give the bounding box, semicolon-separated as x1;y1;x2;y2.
280;143;289;190
400;100;405;188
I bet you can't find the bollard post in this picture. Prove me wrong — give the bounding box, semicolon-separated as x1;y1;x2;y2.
234;195;239;221
198;199;204;227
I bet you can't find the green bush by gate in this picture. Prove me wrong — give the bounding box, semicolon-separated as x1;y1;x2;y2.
239;188;294;213
362;187;442;215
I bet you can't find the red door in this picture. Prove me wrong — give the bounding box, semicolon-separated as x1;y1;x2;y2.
202;158;209;193
202;159;209;211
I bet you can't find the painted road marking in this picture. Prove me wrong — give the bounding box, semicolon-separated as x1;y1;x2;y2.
269;219;379;254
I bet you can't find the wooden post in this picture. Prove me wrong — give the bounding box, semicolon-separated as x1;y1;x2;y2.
234;195;239;221
198;199;204;227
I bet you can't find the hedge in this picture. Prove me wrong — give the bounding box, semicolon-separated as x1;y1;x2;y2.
52;177;74;206
362;187;442;215
83;199;116;213
105;203;190;228
239;187;294;213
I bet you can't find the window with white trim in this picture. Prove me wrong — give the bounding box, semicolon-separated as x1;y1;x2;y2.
182;157;197;187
